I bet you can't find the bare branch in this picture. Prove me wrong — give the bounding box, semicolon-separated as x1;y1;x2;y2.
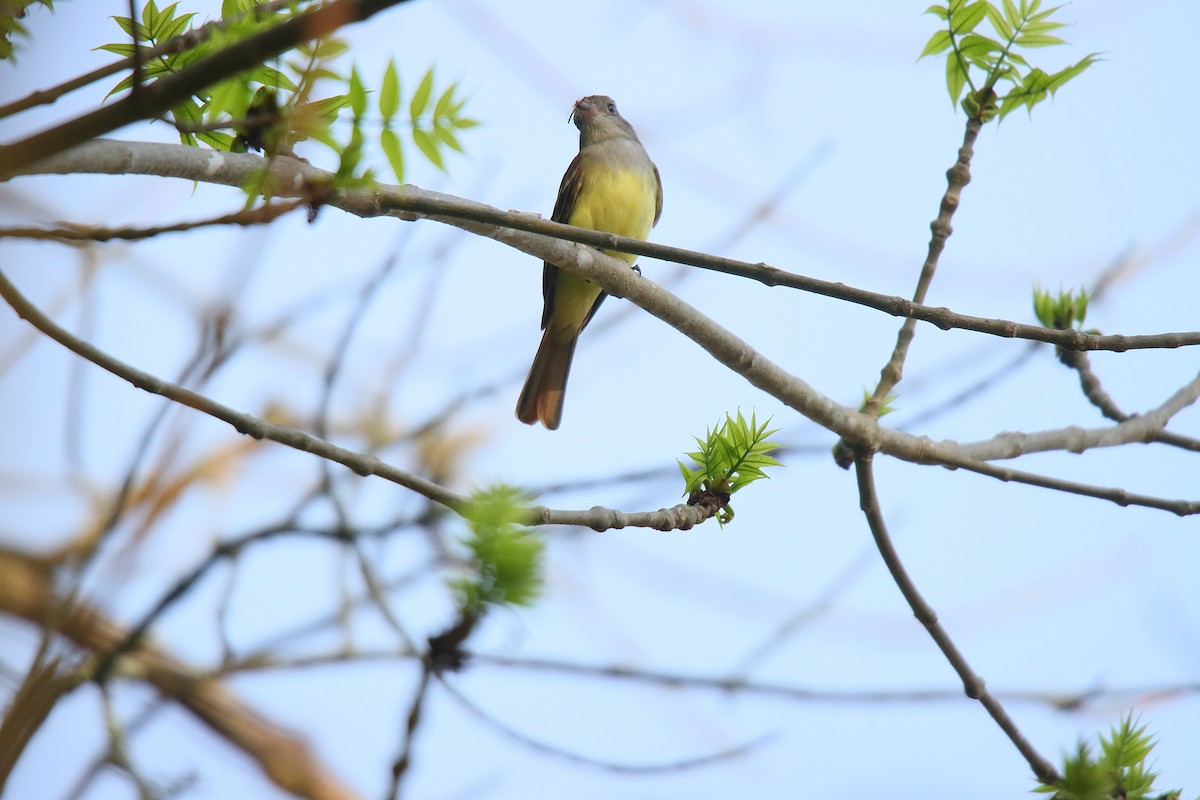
861;116;983;419
1059;349;1200;452
853;455;1059;785
437;677;776;774
0;199;309;243
0;548;358;800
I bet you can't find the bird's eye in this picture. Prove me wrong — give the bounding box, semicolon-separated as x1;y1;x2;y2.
606;102;617;113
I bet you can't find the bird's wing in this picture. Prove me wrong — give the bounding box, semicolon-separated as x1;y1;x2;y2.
540;151;588;329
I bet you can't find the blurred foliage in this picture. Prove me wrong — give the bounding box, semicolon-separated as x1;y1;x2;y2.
920;0;1099;121
0;0;53;60
97;0;477;187
450;486;545;616
1036;715;1182;800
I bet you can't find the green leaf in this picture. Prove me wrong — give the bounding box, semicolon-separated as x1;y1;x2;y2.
299;94;351;123
412;127;444;171
381;128;404;183
170;97;203;147
924;4;948;20
96;42;138;56
949;0;986;33
409;67;434;119
984;4;1013;40
380;59;400;120
348;67;366;118
944;51;968;104
957;32;1002;66
149;1;181;39
141;0;160;34
1015;32;1066;47
197;130;235;151
434;123;463;153
433;82;456;118
1023;17;1065;33
158;11;195;42
1001;0;1020;26
919;29;953;59
205;77;243;121
249;64;297;91
112;15;149;42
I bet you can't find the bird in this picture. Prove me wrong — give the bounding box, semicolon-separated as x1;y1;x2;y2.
516;95;663;430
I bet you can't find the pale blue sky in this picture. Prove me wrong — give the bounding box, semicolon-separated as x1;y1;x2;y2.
2;2;1198;799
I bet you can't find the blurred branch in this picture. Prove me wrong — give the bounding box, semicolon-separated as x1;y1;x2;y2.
0;650;77;793
853;454;1059;785
0;547;358;800
216;648;1200;712
469;654;1200;711
438;676;776;774
0;198;309;243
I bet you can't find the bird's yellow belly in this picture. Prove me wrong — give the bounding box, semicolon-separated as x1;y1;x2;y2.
567;167;657;265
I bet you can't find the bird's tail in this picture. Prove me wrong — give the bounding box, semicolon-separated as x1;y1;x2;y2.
516;329;578;430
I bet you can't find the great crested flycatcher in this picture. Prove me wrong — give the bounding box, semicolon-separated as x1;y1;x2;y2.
516;95;663;430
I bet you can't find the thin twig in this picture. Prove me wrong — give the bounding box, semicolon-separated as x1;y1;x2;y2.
0;267;466;509
438;676;776;774
213;646;1200;713
0;199;308;243
853;454;1059;784
386;665;432;800
1059;349;1200;452
833;116;984;467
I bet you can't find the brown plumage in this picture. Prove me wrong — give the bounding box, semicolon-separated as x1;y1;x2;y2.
516;95;662;429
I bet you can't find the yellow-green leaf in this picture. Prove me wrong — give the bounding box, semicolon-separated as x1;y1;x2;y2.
381;128;404;183
409;68;433;120
380;59;399;120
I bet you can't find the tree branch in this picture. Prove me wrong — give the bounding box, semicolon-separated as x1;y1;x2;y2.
853;454;1060;785
12;140;1200;354
1058;349;1200;452
5;141;1197;517
0;548;357;800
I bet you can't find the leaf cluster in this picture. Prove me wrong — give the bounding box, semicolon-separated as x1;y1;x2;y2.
1;0;53;60
1036;715;1181;800
921;0;1099;121
679;411;782;525
97;1;477;189
375;62;479;183
450;486;544;617
1033;284;1089;330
